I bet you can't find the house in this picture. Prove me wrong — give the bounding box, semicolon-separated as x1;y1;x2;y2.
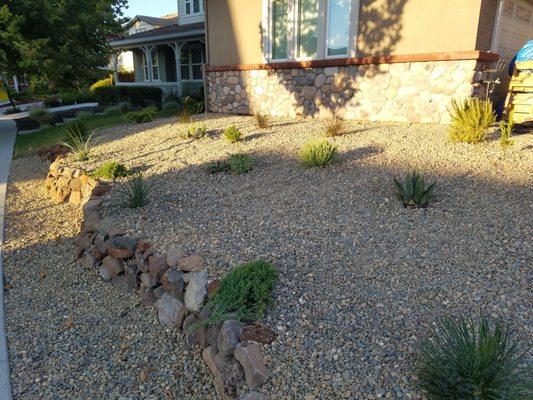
108;1;206;97
204;0;533;123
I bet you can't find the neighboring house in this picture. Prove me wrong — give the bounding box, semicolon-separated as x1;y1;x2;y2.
205;0;533;123
109;2;206;97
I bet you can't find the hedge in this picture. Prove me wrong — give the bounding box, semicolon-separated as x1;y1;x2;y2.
94;86;163;109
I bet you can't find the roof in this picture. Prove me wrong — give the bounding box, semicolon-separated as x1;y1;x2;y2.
110;22;205;48
132;15;179;27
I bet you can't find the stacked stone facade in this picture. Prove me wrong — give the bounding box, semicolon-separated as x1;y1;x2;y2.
207;60;491;124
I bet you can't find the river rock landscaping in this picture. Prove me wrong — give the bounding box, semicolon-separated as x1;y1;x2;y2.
2;114;532;399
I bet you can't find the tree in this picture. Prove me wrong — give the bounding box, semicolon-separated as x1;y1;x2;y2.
0;0;127;91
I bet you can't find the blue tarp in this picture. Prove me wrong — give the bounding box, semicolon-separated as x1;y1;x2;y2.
516;40;533;62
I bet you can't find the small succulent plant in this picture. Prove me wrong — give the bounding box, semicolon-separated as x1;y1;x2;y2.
394;171;436;207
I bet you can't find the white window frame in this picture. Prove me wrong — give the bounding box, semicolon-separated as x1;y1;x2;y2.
184;0;204;16
294;0;322;61
181;45;205;82
142;53;149;81
263;0;360;62
151;49;160;81
324;0;353;59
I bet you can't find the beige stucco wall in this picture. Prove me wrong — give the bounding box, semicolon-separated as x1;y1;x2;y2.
207;0;494;66
206;0;264;66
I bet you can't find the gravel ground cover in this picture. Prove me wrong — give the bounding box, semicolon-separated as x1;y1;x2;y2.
3;114;532;399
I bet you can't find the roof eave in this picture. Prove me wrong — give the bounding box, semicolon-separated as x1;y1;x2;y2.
109;29;205;48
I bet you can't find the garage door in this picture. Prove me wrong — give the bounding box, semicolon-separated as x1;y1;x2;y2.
496;0;533;58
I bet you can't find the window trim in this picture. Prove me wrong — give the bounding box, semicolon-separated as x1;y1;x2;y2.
151;49;160;81
324;0;351;59
184;0;204;16
267;0;291;62
294;0;322;62
181;45;205;82
263;0;360;63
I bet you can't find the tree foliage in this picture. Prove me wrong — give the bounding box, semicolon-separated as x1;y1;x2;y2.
0;0;127;90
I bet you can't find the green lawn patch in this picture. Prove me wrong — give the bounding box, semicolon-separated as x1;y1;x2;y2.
14;110;177;159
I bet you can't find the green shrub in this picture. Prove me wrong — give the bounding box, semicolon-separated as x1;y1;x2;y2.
60;91;77;106
254;112;270;129
117;174;153;208
42;95;61;108
500;112;515;148
129;106;157;124
119;102;132;113
204;160;230;174
394;171;436;208
162;101;179;112
90;77;113;92
104;105;122;116
448;98;496;143
92;161;129;180
324;117;345;137
94;86;163;109
28;107;54;125
223;125;242;143
76;110;93;120
229;153;253;174
186;123;207;139
299;139;337;167
61;120;93;161
416;315;529;400
207;260;278;325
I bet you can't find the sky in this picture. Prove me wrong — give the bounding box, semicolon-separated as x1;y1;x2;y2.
123;0;177;18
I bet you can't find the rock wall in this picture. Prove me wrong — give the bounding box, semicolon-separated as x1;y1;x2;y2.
207;60;491;124
45;158;109;205
59;174;272;400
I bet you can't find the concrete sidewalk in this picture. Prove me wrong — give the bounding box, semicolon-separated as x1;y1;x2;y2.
0;119;15;400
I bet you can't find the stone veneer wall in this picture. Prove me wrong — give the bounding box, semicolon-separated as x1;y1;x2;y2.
207;59;492;124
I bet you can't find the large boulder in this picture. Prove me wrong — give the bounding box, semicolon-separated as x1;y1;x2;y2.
167;246;189;267
156;293;187;327
218;320;245;357
148;254;169;281
234;342;268;389
107;235;138;259
177;254;206;272
99;256;124;281
161;268;185;298
184;271;208;312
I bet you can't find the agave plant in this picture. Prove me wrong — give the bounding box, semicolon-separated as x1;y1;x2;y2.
394;171;436;207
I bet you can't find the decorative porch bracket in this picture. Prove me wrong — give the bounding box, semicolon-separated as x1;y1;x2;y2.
168;42;186;97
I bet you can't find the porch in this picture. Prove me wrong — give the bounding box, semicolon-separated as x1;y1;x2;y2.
109;23;206;98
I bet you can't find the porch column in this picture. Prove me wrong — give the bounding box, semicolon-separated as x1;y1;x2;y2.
111;52;119;84
169;42;186;97
143;46;154;83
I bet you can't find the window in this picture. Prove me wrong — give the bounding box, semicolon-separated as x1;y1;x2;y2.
515;5;531;24
326;0;351;57
297;0;320;59
185;0;203;15
265;0;357;61
180;46;204;81
151;49;159;80
503;0;514;17
142;49;160;81
142;53;149;80
271;0;289;59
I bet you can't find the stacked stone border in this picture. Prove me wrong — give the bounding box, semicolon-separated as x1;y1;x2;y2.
206;50;499;124
45;161;273;400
